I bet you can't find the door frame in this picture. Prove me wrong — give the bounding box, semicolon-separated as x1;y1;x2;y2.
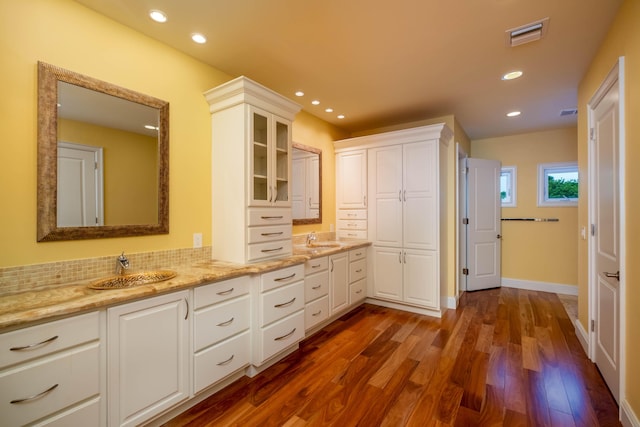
587;56;625;404
456;143;468;297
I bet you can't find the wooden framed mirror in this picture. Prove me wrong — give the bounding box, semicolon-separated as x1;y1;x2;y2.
292;142;322;225
37;62;169;241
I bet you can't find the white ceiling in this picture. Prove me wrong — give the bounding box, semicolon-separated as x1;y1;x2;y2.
73;0;622;139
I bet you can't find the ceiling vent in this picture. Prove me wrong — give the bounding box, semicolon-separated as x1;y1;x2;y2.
506;17;549;47
560;108;578;117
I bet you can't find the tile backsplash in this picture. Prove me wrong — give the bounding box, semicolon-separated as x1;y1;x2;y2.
0;247;211;295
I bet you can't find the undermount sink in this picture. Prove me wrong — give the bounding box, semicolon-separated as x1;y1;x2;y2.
88;270;177;290
306;242;343;249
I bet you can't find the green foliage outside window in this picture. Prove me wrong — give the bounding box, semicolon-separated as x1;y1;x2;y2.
548;176;578;199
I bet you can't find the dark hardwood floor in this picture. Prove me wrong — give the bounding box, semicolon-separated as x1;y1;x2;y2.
164;288;620;426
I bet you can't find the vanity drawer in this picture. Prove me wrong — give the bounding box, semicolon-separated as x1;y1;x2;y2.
258;311;305;363
194;295;250;351
337;230;367;240
248;224;292;244
337;209;367;220
193;276;250;309
260;264;304;292
305;296;329;331
248;240;292;262
350;278;367;304
305;270;329;303
304;256;328;275
260;281;305;327
349;259;367;283
349;248;367;262
0;342;100;427
338;219;367;231
247;208;292;226
0;311;100;369
193;331;250;394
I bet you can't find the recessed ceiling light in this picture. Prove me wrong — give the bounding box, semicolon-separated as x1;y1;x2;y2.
311;100;320;105
506;111;521;117
295;91;304;97
502;70;523;80
191;33;207;44
325;108;333;113
149;10;167;23
337;115;345;119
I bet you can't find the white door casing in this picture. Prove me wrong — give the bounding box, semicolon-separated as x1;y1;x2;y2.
57;141;103;227
465;158;501;291
588;58;624;404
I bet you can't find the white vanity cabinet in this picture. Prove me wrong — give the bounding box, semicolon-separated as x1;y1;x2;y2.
192;276;251;394
107;291;190;427
329;252;349;315
205;76;301;264
251;264;305;370
334;149;368;240
0;311;104;427
303;256;329;331
348;248;367;305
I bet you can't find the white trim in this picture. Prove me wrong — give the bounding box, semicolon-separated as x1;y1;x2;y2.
621;399;640;427
501;277;578;295
445;295;458;309
587;56;625;406
575;317;589;354
456;143;468;298
365;298;444;318
537;161;579;207
500;166;517;207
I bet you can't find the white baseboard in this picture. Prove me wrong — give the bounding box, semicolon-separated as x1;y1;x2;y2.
502;277;578;295
365;298;443;318
575;317;589;354
622;399;640;427
444;295;458;309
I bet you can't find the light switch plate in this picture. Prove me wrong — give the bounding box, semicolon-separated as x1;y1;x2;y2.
193;233;203;248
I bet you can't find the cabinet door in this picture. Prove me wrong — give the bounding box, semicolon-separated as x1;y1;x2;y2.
272;115;291;207
291;157;305;218
369;145;403;246
403;141;438;250
250;108;270;206
372;247;403;301
108;291;189;427
404;249;438;309
336;150;367;209
329;253;349;314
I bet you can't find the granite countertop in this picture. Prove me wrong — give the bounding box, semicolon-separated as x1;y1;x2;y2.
0;240;370;332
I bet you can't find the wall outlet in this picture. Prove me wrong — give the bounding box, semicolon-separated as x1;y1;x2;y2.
193;233;203;248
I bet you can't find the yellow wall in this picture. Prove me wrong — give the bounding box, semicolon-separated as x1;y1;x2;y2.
59;119;158;225
472;128;578;286
0;0;345;268
577;0;640;415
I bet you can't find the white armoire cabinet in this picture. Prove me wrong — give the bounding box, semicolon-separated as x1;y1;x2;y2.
204;77;301;263
337;124;451;316
334;148;368;239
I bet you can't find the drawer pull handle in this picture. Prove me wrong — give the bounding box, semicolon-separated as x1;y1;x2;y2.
10;335;59;351
348;233;357;237
356;269;363;273
312;285;321;290
261;232;284;236
262;247;284;253
312;310;322;317
217;317;234;327
356;290;363;294
355;252;362;256
274;272;296;282
216;288;234;296
10;383;59;404
274;328;297;341
261;215;284;220
311;264;321;269
184;298;189;320
275;297;296;308
217;354;235;366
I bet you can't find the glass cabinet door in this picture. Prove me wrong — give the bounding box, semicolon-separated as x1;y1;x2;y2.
251;111;269;204
273;119;290;205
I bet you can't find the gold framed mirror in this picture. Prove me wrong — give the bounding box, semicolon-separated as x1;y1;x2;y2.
292;142;322;225
37;62;169;241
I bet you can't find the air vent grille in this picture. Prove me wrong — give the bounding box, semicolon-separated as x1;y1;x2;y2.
560;108;578;117
506;18;549;47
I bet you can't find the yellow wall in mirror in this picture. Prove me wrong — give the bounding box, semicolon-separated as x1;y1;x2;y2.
471;128;578;286
59;118;158;225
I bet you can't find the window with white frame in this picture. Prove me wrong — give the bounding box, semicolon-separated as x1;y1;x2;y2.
537;162;579;207
500;166;517;207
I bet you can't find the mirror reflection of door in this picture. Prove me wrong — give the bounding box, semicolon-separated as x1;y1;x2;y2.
57;141;104;227
292;147;320;220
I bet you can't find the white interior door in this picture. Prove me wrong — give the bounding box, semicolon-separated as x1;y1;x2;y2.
57;141;103;227
590;67;621;403
465;158;501;291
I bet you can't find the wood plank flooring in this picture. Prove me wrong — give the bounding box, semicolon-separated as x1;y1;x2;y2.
163;288;620;426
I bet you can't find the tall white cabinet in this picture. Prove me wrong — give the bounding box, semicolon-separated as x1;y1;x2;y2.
205;77;301;263
335;124;452;316
334;148;368;239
